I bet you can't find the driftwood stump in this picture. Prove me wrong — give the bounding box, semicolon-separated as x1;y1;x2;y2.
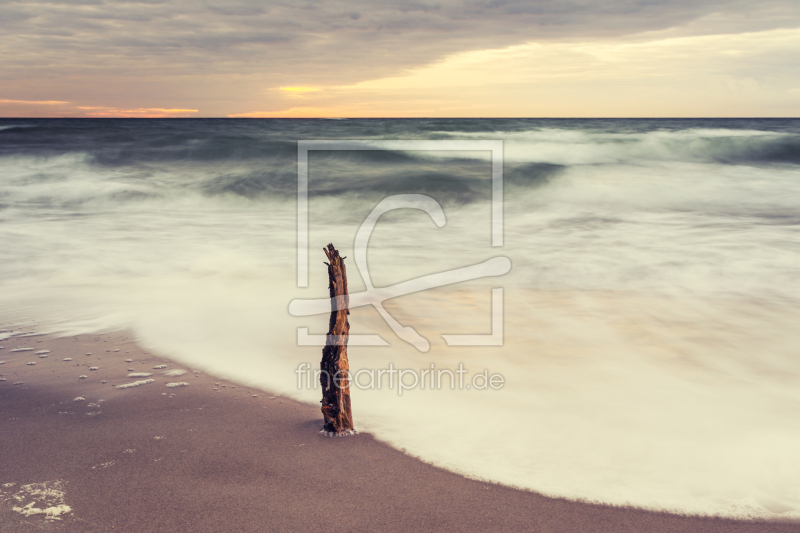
320;243;354;434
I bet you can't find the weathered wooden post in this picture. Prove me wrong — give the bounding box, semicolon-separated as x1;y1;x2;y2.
320;243;354;435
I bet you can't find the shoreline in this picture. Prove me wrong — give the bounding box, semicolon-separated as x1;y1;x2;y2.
1;329;798;532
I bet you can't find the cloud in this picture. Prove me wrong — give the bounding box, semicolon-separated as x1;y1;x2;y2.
0;100;198;117
279;87;320;93
1;0;799;115
232;28;800;117
79;107;199;117
0;99;69;105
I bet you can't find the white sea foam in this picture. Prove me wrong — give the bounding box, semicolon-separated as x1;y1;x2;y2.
116;379;155;389
2;480;72;520
36;350;50;354
11;348;33;352
127;372;152;377
163;369;187;377
63;357;72;361
26;361;35;365
73;397;84;401
165;382;189;388
321;429;358;438
153;364;167;369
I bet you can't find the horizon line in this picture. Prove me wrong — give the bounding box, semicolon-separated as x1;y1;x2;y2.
1;116;799;120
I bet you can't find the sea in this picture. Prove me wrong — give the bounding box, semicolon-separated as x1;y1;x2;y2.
1;118;799;519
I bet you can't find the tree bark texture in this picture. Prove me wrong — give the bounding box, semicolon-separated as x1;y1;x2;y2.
320;243;354;434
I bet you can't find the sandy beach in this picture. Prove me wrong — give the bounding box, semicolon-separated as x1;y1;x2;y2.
0;329;796;532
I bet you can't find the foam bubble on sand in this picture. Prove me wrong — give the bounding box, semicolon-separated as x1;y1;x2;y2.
2;480;72;520
153;364;167;369
26;361;35;365
0;361;5;364
320;429;359;438
12;348;33;352
125;359;133;362
116;378;154;389
78;375;87;379
91;461;115;470
13;381;23;385
113;349;119;352
127;372;152;377
62;358;72;361
163;369;187;377
87;403;99;407
85;353;91;355
86;411;101;416
122;449;134;454
36;350;50;355
0;377;6;381
165;382;189;388
154;436;165;440
73;397;84;402
89;367;99;371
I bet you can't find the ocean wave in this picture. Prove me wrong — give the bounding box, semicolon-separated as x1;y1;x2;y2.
439;128;800;166
0;124;35;133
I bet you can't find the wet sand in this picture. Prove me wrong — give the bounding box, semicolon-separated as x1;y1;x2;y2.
1;330;798;532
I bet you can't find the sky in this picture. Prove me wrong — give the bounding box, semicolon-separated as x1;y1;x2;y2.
1;0;799;118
